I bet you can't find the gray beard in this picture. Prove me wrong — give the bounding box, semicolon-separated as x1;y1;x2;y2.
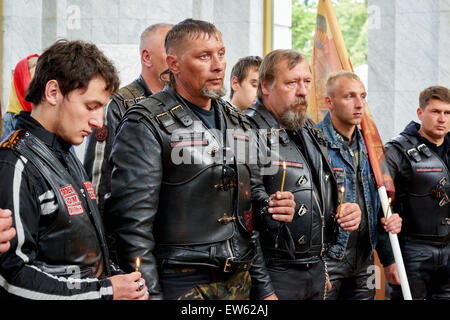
279;99;308;130
201;85;227;100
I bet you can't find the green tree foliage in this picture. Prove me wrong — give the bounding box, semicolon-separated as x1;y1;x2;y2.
291;0;368;67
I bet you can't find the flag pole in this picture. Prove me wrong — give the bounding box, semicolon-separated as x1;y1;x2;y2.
378;186;412;300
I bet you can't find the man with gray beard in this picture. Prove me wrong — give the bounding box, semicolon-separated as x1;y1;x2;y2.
246;49;362;300
105;19;295;300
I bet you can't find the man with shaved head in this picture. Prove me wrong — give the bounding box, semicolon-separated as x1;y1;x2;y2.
84;23;172;219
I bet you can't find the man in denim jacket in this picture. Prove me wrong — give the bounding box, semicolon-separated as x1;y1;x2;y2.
317;71;402;299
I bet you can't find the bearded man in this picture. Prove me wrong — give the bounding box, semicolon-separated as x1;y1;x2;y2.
246;49;362;300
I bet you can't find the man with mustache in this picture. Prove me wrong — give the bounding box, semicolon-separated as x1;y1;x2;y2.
105;19;295;300
246;49;361;299
317;71;402;300
384;85;449;300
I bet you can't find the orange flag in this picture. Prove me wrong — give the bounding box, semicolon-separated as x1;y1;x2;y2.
308;0;395;198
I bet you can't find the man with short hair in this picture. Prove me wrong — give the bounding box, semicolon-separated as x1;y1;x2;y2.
385;85;450;300
229;56;262;110
317;71;402;300
106;19;295;300
84;23;172;217
0;39;148;300
247;49;362;300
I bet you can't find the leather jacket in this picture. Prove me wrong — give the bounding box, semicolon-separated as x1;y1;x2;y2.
0;112;119;300
84;76;152;217
105;87;274;299
385;121;450;243
246;101;339;265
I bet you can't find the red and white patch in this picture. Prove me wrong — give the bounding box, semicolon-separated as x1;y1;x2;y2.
83;181;97;200
416;167;443;172
245;209;253;232
272;161;303;168
233;134;249;141
170;140;209;148
58;184;85;216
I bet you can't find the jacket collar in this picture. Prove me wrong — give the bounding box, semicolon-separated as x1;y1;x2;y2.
16;111;72;153
321;112;364;151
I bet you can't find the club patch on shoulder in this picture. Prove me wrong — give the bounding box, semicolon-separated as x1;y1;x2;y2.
83;181;97;200
95;125;108;142
58;184;85;216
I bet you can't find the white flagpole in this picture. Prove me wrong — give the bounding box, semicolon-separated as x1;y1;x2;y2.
378;186;413;300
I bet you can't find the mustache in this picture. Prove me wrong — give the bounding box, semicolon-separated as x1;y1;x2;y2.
289;96;308;109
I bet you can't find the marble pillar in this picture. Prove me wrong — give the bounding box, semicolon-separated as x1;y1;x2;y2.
368;0;450;142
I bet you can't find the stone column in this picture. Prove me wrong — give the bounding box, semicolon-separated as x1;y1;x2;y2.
368;0;450;142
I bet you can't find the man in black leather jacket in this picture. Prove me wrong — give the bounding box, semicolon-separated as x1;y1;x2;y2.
105;19;295;300
246;49;362;300
0;40;148;300
84;23;172;218
385;85;450;300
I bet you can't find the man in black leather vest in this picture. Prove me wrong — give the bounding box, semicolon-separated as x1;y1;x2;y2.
0;40;148;300
84;23;172;219
105;19;295;300
385;85;450;300
246;49;362;300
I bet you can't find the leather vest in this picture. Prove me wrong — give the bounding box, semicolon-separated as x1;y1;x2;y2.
112;78;149;116
389;134;450;239
246;103;338;261
122;88;254;246
4;130;110;277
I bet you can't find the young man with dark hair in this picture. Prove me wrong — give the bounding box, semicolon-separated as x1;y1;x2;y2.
0;39;148;300
229;55;262;110
385;85;450;300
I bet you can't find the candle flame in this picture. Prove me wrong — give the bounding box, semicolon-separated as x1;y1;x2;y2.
136;257;140;268
340;186;345;193
283;161;287;170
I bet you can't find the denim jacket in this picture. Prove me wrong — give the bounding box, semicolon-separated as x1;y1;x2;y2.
317;112;380;260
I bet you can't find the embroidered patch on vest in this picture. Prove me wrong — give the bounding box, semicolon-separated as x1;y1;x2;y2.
245;209;253;232
272;161;303;168
170;140;209;148
233;134;249;141
416;167;443;172
95;125;108;142
83;181;97;200
58;184;85;216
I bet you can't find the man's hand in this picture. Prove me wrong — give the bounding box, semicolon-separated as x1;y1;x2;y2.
383;263;400;285
109;272;149;300
381;213;402;234
0;209;16;254
336;203;361;231
268;191;296;223
263;293;279;300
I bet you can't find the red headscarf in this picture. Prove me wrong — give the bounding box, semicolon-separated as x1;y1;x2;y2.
13;54;39;112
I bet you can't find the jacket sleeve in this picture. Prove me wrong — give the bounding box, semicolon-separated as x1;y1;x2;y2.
83;98;123;216
105;117;163;300
0;157;114;300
